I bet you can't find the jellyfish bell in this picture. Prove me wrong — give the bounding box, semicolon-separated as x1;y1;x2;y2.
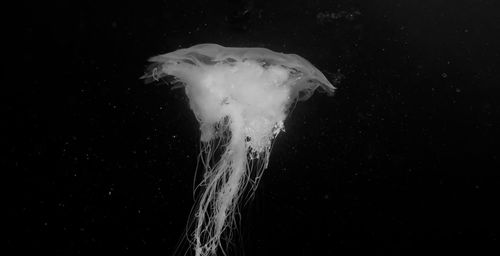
143;43;335;256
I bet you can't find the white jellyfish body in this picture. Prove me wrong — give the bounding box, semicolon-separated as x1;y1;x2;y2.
143;44;335;256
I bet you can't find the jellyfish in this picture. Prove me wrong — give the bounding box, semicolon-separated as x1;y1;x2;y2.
142;44;335;256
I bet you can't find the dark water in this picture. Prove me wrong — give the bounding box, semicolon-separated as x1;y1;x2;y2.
11;0;500;255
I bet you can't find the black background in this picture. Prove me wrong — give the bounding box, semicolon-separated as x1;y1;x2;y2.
10;0;500;255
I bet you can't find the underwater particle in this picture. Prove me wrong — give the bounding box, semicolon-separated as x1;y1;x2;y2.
143;43;335;256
